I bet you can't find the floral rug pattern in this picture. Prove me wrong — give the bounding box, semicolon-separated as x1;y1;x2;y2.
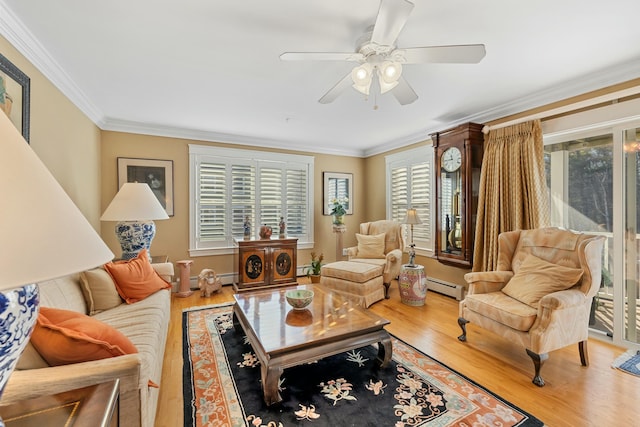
183;303;543;427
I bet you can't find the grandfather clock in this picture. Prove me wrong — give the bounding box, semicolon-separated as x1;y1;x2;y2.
431;122;484;267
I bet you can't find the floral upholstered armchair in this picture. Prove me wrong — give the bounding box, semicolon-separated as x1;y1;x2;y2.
346;220;405;298
458;227;605;386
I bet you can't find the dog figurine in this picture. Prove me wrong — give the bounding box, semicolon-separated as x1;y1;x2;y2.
198;269;222;297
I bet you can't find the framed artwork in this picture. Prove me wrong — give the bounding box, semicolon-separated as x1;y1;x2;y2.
0;54;30;142
323;172;353;215
117;157;174;216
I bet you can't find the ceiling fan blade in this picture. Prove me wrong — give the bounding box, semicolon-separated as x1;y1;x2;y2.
399;44;486;64
319;72;353;104
392;76;418;105
280;52;364;62
371;0;415;47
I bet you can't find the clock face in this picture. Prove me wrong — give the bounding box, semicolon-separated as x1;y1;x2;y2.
442;147;462;172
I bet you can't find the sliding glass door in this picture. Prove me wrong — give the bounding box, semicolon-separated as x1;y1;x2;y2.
544;123;640;348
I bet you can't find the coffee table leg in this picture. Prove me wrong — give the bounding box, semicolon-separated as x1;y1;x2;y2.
232;305;243;333
262;363;284;406
376;334;393;367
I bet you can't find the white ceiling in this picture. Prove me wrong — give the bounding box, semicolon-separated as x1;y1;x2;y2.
2;0;640;157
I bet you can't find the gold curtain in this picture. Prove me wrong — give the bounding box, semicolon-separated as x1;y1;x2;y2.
472;119;549;271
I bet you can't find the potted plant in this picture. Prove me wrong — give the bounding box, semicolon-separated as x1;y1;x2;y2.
329;197;348;225
306;252;324;283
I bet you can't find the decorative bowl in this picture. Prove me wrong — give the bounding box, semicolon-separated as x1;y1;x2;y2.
285;289;314;310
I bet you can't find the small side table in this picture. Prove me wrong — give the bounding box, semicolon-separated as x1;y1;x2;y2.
176;260;194;298
0;379;119;427
398;264;427;306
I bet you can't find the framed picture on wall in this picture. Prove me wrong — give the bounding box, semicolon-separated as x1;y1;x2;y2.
117;157;174;216
0;54;30;142
323;172;353;215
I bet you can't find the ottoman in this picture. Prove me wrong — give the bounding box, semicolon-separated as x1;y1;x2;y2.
320;261;385;308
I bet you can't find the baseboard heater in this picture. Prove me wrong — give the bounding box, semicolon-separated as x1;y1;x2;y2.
427;277;465;301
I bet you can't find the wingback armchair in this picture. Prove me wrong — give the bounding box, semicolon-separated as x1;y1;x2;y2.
458;227;605;386
346;220;405;298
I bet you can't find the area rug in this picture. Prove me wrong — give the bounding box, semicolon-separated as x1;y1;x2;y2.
183;303;544;427
612;349;640;376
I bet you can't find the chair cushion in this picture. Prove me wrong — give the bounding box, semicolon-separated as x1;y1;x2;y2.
501;254;583;308
464;292;538;332
355;233;386;258
30;307;138;366
321;261;383;283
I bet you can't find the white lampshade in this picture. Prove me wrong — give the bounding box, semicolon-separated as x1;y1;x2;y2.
0;113;114;289
100;182;169;221
0;111;114;407
402;208;423;225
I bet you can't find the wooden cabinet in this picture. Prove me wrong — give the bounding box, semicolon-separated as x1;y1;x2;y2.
234;238;298;291
431;122;484;268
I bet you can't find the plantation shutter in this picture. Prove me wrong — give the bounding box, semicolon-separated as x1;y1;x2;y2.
390;166;408;222
197;161;227;244
230;164;255;239
189;145;314;254
286;167;307;236
259;166;283;229
409;162;431;246
387;146;433;250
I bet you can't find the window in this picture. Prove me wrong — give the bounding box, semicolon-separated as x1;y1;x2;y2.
385;145;434;252
189;145;314;256
545;134;614;338
545;135;613;232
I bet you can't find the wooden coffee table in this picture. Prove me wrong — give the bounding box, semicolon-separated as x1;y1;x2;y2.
232;284;392;406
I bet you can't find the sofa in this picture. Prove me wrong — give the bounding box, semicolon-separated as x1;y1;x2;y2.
0;254;174;427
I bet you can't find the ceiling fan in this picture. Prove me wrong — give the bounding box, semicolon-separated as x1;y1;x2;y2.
280;0;486;105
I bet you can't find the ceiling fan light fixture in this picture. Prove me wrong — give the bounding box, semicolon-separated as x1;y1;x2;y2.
380;61;402;83
351;63;373;95
378;78;399;94
378;61;402;94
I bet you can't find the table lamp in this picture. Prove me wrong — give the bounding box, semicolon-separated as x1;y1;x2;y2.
0;113;114;415
402;208;423;266
100;182;169;262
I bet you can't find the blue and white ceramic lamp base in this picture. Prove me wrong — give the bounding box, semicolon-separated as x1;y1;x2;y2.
0;283;40;427
114;220;156;261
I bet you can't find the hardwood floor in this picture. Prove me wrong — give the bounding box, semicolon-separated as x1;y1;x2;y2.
157;280;639;426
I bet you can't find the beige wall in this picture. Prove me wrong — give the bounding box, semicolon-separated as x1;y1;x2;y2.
100;132;366;277
1;36;103;229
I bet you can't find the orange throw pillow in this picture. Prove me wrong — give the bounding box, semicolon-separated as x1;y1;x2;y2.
30;307;138;366
104;249;171;304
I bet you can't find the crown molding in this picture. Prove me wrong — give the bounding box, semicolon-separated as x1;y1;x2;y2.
0;1;104;125
365;58;640;157
101;118;366;157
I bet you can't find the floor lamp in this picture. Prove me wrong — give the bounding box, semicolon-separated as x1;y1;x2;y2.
100;183;169;262
402;208;423;266
0;113;113;425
